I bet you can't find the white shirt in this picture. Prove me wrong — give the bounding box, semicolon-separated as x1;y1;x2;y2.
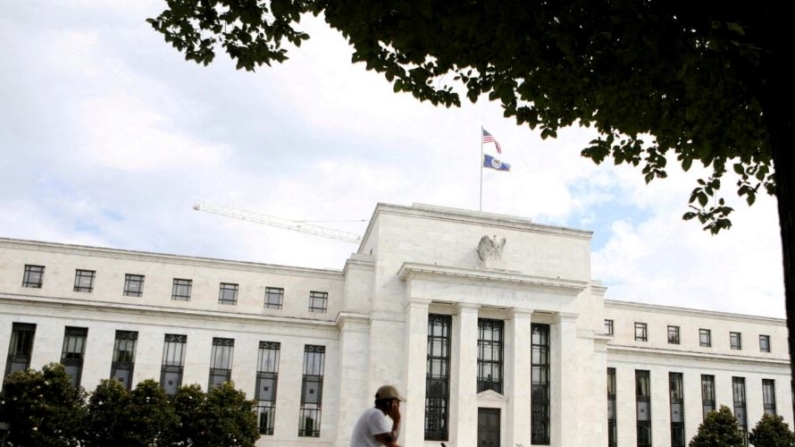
349;407;394;447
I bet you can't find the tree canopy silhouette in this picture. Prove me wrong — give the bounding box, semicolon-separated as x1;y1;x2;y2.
148;0;794;374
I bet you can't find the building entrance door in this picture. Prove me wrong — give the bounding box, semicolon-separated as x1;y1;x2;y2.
478;408;500;447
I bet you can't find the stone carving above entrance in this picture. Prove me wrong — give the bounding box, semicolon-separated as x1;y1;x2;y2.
477;235;507;261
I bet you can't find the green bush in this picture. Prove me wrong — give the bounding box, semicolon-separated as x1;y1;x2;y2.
173;382;259;447
750;413;795;447
0;363;87;447
1;364;259;447
689;405;745;447
83;379;179;447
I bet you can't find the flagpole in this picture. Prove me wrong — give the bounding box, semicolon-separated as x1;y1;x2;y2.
479;125;484;212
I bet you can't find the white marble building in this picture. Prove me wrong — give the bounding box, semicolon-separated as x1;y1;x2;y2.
0;203;790;447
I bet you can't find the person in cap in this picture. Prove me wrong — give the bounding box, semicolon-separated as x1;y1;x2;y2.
349;385;404;447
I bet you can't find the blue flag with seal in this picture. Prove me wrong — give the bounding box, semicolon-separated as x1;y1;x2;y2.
483;154;510;171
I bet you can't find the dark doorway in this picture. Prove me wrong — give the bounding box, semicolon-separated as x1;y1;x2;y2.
478;408;500;447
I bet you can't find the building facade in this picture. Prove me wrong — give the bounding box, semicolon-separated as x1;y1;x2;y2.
0;203;790;447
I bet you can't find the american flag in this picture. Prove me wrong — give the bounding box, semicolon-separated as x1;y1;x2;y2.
482;128;502;154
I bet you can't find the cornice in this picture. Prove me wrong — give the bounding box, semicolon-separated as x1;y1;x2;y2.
0;293;339;332
594;334;613;344
342;254;374;277
590;282;608;296
0;237;343;280
398;262;588;295
607;344;790;367
605;299;786;325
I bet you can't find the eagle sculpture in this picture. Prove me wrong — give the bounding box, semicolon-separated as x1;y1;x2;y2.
477;235;507;261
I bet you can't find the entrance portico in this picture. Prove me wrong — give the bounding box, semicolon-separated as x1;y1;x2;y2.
397;262;589;447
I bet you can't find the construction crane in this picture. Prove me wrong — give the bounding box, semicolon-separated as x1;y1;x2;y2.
193;203;363;243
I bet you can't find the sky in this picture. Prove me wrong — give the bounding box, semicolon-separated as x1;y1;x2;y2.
0;1;785;318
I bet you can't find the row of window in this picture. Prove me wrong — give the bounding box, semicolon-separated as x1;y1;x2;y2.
604;319;772;353
424;315;552;444
607;368;777;447
5;323;326;437
21;265;329;313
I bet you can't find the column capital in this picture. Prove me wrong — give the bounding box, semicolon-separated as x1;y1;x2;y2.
335;312;371;331
509;307;534;319
404;297;432;310
454;302;481;313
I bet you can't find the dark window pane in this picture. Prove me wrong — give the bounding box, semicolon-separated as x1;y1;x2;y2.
636;370;652;447
258;404;277;435
124;274;145;297
111;331;137;390
668;326;680;344
265;287;284;309
760;335;771;353
670;373;685;447
61;327;88;386
426;314;451;441
763;379;776;416
532;324;550;445
5;323;37;378
477;319;504;394
22;265;45;288
172;279;192;301
700;329;712;347
733;377;747;431
635;323;648;341
308;291;328;313
730;332;743;350
219;283;238;304
604;319;614;336
160;334;186;394
701;375;716;420
74;269;96;293
299;345;325;437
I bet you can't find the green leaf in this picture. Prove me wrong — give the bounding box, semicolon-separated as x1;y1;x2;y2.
733;163;744;175
697;192;708;207
727;22;745;35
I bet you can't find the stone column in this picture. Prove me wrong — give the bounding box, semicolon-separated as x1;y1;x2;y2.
334;313;371;447
402;299;430;447
506;308;533;447
616;366;637;447
552;312;578;447
450;302;480;447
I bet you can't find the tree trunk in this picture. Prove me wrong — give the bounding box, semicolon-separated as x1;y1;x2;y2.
775;158;795;384
752;4;795;380
765;65;795;382
772;126;795;383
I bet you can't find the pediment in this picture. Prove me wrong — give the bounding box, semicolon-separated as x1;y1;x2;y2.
477;389;506;402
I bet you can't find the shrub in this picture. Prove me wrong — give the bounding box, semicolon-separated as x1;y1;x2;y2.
750;413;795;447
0;363;86;447
689;405;745;447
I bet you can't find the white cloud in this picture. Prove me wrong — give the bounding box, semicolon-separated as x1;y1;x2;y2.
75;94;232;172
593;189;783;317
49;30;102;78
